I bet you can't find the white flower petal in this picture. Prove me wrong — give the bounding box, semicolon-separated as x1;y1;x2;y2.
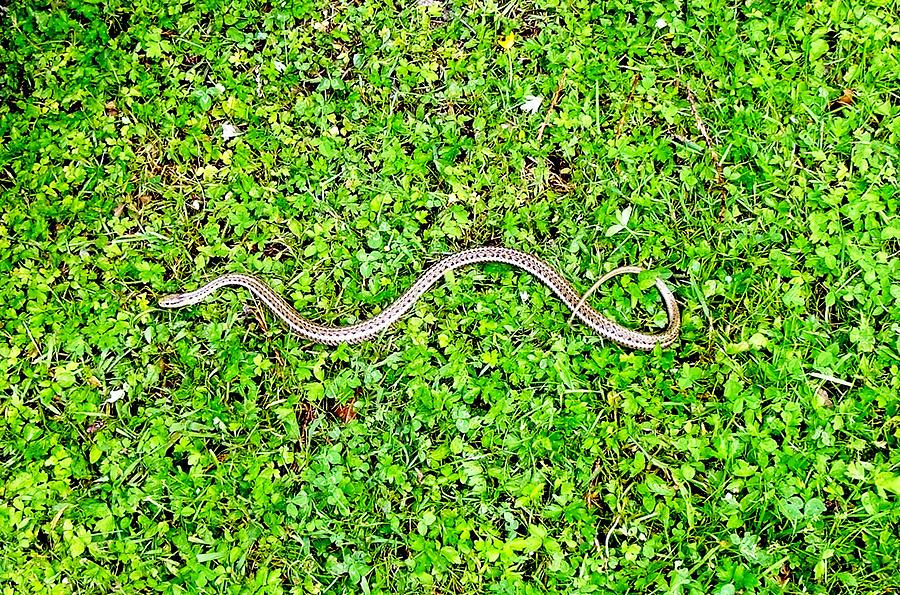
104;388;126;405
222;122;240;140
520;94;543;114
655;17;668;29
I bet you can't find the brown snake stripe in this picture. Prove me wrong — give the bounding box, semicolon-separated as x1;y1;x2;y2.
159;247;681;350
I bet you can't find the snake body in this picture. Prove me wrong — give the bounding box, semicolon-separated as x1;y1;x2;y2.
159;247;680;350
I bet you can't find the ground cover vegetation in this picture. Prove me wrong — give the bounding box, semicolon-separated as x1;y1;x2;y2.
1;0;899;592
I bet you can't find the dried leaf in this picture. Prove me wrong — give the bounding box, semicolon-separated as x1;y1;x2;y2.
86;420;105;434
830;89;854;111
815;386;833;408
335;400;357;422
777;562;791;586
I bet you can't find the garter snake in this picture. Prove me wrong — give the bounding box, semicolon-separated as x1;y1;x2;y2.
159;247;680;350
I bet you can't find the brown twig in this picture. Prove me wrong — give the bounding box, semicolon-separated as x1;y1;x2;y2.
536;71;568;142
683;82;725;187
245;303;269;333
681;81;727;218
613;72;642;171
615;72;642;138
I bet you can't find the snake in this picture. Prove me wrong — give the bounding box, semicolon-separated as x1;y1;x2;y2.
158;247;680;350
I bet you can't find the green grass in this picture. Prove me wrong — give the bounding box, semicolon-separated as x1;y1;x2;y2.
1;0;899;592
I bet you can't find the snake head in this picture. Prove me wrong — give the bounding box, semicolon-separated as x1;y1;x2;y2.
158;294;186;308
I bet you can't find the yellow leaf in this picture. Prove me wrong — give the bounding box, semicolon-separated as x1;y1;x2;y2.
875;472;900;495
498;33;516;50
